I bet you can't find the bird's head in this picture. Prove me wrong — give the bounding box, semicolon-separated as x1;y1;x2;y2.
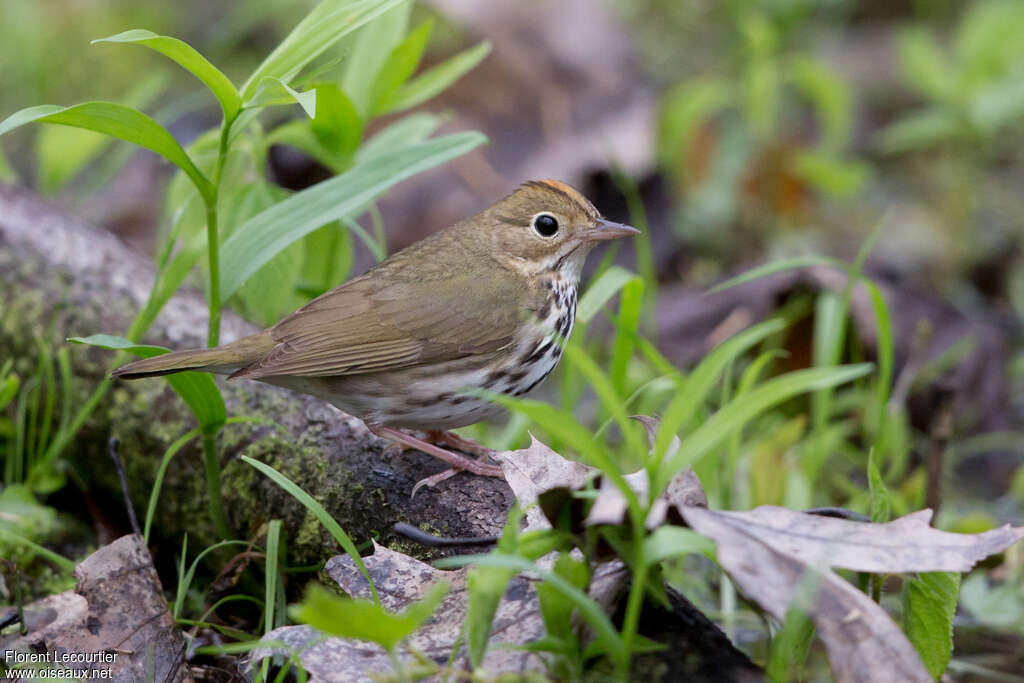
474;179;638;280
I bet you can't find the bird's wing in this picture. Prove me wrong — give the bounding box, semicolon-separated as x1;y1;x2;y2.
230;257;529;380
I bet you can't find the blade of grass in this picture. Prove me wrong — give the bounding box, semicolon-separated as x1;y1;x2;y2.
653;318;786;464
174;539;252;618
657;364;874;492
0;529;76;571
241;455;379;604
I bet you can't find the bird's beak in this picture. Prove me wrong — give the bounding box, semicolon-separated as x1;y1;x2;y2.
581;219;640;242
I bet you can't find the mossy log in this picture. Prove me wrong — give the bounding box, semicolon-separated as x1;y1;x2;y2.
0;184;512;563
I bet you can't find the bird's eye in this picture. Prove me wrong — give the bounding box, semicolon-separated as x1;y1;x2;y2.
532;213;559;237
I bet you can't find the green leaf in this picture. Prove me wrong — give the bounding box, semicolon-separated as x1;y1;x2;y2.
658;77;733;175
173;539;252;618
243;77;317;118
867;450;891;524
241;455;379;603
356;111;442;161
578;266;640;324
658;364;874;492
791;150;870;198
0;528;75;571
341;0;412;115
93;29;241;121
787;57;852;152
311;83;363;160
877;109;960;154
241;0;407;101
970;76;1024;134
296;582;448;651
653;318;787;464
264;519;284;635
219;131;486;300
0;102;213;201
709;255;843;293
68;334;225;433
897;29;953;104
767;605;815;682
145;427;200;543
385;41;491;113
903;572;961;679
537;554;589;642
466;565;517;667
369;19;433;115
610;277;643;395
221;182;304;326
641;526;716;566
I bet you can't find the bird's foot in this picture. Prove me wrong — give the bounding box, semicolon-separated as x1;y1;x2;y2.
426;430;494;458
367;425;504;495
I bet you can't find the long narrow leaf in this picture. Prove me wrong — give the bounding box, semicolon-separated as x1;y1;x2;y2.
657;364;874;491
356;112;442;161
219;131;485;300
386;41;492;113
0;103;212;201
342;0;411;115
241;455;379;603
93;30;241;120
578;266;639;324
653;319;786;462
369;19;433;115
241;0;407;101
243;78;317;118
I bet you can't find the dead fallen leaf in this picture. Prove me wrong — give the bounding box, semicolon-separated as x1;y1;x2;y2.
685;506;1024;574
494;435;594;531
681;505;1024;683
495;423;706;534
0;535;189;683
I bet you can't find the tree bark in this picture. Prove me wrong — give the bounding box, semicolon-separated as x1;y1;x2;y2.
0;184;512;563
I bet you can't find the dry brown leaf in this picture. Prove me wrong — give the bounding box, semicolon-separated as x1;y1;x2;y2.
495;424;706;533
681;506;1024;683
685;506;1024;573
0;535;188;682
495;435;593;530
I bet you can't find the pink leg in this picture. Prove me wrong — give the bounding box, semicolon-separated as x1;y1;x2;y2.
368;424;504;480
427;430;495;458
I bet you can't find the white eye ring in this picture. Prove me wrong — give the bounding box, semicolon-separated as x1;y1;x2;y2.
531;212;559;237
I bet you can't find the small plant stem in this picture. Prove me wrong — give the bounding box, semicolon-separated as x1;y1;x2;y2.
202;431;230;540
617;517;649;678
205;203;221;348
204;118;233;348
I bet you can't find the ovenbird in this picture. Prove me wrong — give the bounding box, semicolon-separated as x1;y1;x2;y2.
113;180;638;489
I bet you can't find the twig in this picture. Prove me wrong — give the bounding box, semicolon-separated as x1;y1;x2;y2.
108;437;142;537
393;523;499;547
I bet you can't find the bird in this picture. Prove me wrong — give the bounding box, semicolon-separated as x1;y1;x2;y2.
112;179;638;491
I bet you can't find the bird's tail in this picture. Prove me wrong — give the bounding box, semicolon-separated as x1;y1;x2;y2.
111;333;275;380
